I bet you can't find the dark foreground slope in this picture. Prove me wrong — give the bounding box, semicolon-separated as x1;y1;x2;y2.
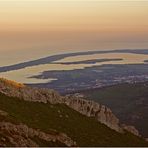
0;94;148;147
0;78;148;146
81;82;148;137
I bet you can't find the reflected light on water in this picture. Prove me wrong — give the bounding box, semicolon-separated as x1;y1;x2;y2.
0;53;148;84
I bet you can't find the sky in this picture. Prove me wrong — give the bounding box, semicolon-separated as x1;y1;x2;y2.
0;0;148;66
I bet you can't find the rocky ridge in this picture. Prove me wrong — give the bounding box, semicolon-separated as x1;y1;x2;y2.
0;78;140;136
64;94;122;132
0;78;62;104
0;121;76;147
0;107;76;147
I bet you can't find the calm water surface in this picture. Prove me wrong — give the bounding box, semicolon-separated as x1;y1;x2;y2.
1;52;148;84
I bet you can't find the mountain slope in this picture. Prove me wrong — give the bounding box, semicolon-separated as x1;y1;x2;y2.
0;93;148;146
0;78;122;132
80;82;148;137
0;78;148;146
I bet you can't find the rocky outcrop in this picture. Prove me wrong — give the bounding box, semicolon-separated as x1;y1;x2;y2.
121;124;140;137
0;78;141;136
64;94;141;136
0;122;76;147
0;78;63;104
64;94;122;132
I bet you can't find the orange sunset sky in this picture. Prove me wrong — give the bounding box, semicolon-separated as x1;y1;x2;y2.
0;0;148;65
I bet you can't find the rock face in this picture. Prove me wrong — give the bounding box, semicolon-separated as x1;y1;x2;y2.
121;124;140;137
0;108;76;147
0;78;140;136
0;78;62;104
64;94;122;132
0;121;76;147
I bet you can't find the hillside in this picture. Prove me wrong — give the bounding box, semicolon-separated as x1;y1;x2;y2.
0;78;148;146
80;82;148;137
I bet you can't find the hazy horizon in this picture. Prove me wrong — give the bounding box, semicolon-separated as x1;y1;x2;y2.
0;0;148;66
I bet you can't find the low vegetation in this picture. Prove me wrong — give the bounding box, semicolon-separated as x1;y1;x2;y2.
0;92;148;146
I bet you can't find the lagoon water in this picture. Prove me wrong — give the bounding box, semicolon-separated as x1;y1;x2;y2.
1;52;148;84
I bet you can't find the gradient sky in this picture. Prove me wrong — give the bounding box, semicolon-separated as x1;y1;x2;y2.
0;0;148;66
